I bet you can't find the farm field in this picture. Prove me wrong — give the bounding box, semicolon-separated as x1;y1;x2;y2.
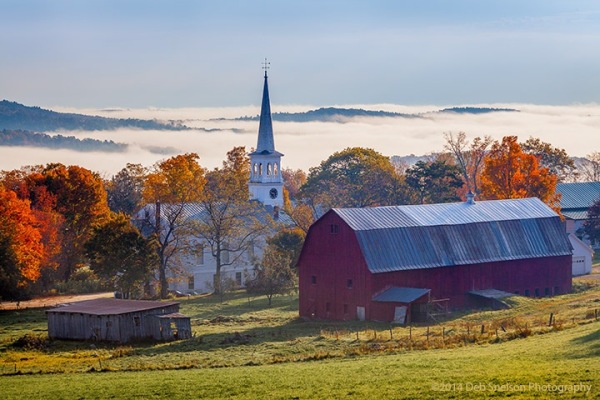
0;273;599;399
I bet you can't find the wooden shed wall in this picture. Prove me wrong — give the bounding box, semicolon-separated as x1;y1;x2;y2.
47;304;180;342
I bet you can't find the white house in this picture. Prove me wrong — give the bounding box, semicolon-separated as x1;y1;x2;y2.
569;233;594;276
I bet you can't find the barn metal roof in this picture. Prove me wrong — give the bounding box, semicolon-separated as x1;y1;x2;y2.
372;287;430;303
332;198;572;273
46;298;180;316
556;181;600;210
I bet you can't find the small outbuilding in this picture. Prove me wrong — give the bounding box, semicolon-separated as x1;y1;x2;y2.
298;197;573;323
569;233;594;276
47;298;191;343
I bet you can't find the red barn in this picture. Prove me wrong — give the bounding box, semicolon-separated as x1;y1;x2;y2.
298;197;572;323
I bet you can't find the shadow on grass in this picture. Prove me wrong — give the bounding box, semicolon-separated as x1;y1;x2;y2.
568;327;600;358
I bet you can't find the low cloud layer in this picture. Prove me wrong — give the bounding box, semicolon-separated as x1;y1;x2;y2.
1;103;598;177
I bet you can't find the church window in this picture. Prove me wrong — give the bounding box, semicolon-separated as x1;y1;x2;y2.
274;162;279;175
267;163;272;175
259;163;263;176
188;276;195;290
252;163;257;176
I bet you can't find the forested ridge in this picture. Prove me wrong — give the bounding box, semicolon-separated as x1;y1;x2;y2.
0;100;190;132
0;129;127;152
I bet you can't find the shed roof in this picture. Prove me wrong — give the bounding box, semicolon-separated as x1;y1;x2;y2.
46;298;179;316
372;287;430;303
556;181;600;210
330;198;572;273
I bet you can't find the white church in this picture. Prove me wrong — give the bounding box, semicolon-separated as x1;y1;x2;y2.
135;65;290;294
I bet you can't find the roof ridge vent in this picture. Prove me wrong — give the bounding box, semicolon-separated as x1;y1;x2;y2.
466;191;475;205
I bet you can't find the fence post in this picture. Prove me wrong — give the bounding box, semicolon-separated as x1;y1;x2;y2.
548;313;554;326
389;326;393;340
409;325;412;341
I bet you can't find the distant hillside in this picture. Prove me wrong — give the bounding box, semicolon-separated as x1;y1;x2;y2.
228;106;518;122
0;100;190;132
437;106;518;114
0;129;181;154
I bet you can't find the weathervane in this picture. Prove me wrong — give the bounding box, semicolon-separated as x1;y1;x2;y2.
262;58;270;77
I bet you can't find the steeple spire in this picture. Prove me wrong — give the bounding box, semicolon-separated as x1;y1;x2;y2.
256;58;275;153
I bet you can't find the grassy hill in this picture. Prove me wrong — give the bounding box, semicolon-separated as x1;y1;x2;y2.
0;277;598;399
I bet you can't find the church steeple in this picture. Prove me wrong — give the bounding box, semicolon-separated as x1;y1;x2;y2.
248;59;284;207
256;64;275;153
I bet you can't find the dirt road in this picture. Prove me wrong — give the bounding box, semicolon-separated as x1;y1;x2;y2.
0;292;114;310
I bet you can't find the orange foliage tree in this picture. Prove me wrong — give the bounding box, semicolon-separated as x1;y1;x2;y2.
0;186;44;300
480;136;561;212
141;153;207;298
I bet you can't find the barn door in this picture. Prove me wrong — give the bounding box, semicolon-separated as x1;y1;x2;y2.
393;306;407;324
356;306;365;321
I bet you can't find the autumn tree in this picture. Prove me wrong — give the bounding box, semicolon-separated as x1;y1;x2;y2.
577;152;600;182
0;186;44;300
480;136;561;210
141;153;206;298
85;213;158;299
190;147;271;295
444;132;493;196
106;163;147;215
521;137;576;182
281;168;307;200
405;160;463;204
299;147;407;210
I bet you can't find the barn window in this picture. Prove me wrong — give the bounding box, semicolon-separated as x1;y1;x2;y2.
330;224;339;234
347;279;353;289
311;275;317;285
544;287;550;296
188;276;195;290
133;316;141;327
554;286;560;295
524;289;530;297
235;272;242;286
534;288;540;297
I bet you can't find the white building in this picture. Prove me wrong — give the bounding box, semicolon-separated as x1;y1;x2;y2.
569;233;594;276
135;64;291;294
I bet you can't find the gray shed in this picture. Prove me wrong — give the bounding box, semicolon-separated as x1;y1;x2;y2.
46;298;191;343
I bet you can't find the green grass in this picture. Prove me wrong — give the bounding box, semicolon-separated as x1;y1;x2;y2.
0;279;599;398
0;321;598;399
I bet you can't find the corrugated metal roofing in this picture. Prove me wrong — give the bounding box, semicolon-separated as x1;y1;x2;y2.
557;181;600;210
332;198;572;274
46;298;179;315
562;210;590;220
334;197;557;230
372;287;430;303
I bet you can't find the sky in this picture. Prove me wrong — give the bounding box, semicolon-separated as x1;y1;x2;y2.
1;1;599;176
2;0;600;108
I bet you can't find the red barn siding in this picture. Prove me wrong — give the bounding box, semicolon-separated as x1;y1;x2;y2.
299;212;573;323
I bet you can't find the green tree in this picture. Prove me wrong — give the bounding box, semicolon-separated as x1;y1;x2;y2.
190;147;271;295
299;147;407;210
141;153;207;299
583;197;600;246
85;213;158;298
106;163;147;215
405;160;463;204
246;245;297;306
521;137;576;182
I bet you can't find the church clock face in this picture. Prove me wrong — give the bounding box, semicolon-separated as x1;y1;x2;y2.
269;188;278;199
